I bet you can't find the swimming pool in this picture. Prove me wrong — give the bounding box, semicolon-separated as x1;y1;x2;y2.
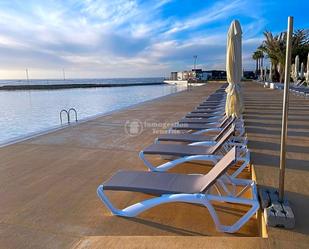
0;84;187;145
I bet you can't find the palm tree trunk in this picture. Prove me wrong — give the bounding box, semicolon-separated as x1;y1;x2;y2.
259;58;262;75
255;59;258;74
279;68;284;83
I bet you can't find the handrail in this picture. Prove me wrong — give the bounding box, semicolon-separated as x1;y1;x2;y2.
60;109;69;124
68;108;78;123
59;108;78;125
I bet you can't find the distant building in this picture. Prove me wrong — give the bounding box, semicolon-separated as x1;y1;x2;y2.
168;69;227;81
200;71;212;80
192;69;202;80
204;70;227;80
170;72;178;80
181;70;196;80
177;71;183;80
243;71;255;79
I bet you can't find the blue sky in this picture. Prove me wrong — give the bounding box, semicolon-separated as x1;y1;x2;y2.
0;0;308;79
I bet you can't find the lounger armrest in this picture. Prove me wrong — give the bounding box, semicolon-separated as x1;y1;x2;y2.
155;154;222;172
193;127;221;135
189;141;216;146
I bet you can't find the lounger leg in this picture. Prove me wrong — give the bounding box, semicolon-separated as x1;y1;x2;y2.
97;185;259;233
203;184;259;233
231;150;250;178
97;186;204;217
215;175;254;198
97;185;126;216
139;151;159;171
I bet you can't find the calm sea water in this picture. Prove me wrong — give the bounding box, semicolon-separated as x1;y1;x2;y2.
0;77;164;86
0;81;186;145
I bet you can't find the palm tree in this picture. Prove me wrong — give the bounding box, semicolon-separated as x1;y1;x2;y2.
252;51;259;76
259;31;286;82
256;49;264;77
252;50;264;77
292;29;309;64
258;29;309;83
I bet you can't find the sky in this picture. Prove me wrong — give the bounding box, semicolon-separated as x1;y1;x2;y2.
0;0;308;79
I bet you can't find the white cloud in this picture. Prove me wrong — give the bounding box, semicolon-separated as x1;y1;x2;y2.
164;0;245;35
0;0;269;78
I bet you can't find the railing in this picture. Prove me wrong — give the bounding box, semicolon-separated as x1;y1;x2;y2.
68;108;78;123
60;108;78;124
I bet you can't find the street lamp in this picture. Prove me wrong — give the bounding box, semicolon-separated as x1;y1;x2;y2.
193;55;197;70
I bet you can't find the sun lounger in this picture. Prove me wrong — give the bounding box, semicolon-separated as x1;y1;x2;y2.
203;96;226;102
200;102;225;105
156;117;245;144
204;94;226;100
296;80;305;87
199;102;225;107
186;112;225;118
294;79;305;87
139;125;250;176
290;87;309;97
196;104;224;110
178;116;226;124
156;132;218;143
171;116;245;138
197;104;225;109
97;147;259;233
171;115;229;131
178;115;244;132
191;107;225;114
291;87;309;92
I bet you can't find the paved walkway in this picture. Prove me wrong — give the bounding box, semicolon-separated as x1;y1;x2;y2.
0;82;308;248
244;82;309;248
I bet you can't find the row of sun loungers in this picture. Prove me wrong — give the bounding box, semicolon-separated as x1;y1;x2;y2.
258;78;309;96
289;80;309;96
97;84;259;233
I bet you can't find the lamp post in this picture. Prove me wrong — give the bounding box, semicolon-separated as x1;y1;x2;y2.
193;55;197;70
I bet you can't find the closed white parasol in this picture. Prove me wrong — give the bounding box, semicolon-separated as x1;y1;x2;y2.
225;20;243;118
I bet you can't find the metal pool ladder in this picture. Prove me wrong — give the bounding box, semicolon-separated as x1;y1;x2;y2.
60;108;78;124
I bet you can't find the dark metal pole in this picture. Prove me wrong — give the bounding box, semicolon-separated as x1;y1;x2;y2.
26;68;29;84
63;68;66;81
279;16;293;202
193;55;197;70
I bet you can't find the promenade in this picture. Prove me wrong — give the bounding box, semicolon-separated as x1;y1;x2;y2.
0;82;308;248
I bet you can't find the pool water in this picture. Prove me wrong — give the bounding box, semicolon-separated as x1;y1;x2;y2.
0;84;187;145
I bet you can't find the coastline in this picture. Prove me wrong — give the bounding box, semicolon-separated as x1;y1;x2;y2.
0;82;166;91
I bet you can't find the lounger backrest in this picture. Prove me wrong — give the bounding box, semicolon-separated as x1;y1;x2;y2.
209;124;235;154
200;147;236;192
214;116;236;141
219;116;229;127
